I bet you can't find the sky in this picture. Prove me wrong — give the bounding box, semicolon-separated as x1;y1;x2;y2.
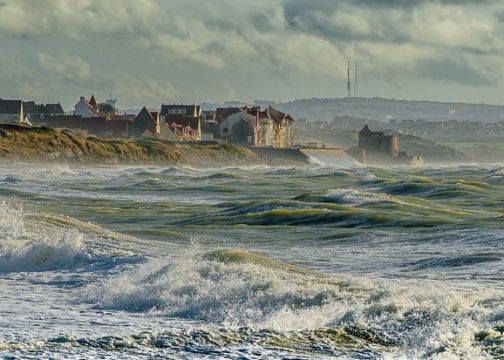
0;0;504;109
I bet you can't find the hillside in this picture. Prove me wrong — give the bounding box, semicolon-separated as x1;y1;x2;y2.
275;97;504;123
0;124;260;165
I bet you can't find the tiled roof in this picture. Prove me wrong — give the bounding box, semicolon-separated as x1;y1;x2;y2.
285;114;295;123
215;107;243;123
136;107;157;124
89;95;97;108
23;102;64;115
45;103;64;114
267;105;286;123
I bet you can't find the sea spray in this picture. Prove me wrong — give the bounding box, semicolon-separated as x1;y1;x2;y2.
83;248;504;358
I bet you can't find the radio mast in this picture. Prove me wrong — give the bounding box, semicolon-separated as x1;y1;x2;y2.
347;61;352;98
354;62;358;97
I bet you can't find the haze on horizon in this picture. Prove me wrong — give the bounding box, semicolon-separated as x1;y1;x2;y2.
1;0;503;109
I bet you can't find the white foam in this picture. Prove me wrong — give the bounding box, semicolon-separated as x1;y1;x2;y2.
0;201;87;272
324;188;397;205
85;250;504;358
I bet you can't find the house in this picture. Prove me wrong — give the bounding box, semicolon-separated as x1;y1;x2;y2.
74;96;95;117
216;105;295;148
45;103;65;116
215;107;242;124
358;125;398;159
129;107;160;137
0;99;24;123
159;104;201;141
218;107;258;145
74;94;119;117
24;101;64;123
267;106;295;149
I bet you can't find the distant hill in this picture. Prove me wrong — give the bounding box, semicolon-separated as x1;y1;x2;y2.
275;97;504;123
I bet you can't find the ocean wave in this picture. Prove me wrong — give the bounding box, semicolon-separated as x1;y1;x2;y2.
405;253;502;270
84;249;504;358
296;188;398;206
0;327;392;359
176;198;456;228
0;200;145;273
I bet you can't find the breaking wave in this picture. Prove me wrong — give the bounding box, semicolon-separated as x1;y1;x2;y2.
84;249;504;358
0;200;144;273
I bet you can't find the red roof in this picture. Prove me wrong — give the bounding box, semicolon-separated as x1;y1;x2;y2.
89;95;97;108
268;106;286;123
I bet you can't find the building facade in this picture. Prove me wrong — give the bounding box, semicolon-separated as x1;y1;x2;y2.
0;99;24;123
358;125;399;159
159;104;201;141
216;106;294;148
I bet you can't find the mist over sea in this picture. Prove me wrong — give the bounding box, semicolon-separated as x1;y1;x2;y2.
0;163;503;359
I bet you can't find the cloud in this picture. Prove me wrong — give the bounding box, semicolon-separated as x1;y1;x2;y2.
37;53;91;82
0;0;504;106
112;74;179;106
415;58;495;86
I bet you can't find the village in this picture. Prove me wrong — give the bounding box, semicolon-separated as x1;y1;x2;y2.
0;95;295;149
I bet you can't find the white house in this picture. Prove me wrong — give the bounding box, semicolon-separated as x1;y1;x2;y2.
218;110;256;141
74;96;95;117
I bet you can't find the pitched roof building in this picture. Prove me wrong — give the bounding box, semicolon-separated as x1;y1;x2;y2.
159;104;201;141
24;101;64;122
74;94;119;118
216;105;295;148
129;107;160;137
74;96;95;117
0;99;24;123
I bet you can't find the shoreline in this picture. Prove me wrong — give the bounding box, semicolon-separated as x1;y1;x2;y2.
0;124;293;167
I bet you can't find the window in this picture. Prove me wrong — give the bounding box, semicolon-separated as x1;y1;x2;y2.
167;109;187;115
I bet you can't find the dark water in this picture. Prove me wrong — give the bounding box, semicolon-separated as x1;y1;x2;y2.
0;163;503;359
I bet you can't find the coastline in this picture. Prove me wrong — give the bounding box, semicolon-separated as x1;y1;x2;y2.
0;124;280;166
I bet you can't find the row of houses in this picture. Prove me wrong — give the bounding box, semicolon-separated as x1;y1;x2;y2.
0;96;295;148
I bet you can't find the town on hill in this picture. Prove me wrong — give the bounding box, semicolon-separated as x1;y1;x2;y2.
3;95;502;164
0;95;295;150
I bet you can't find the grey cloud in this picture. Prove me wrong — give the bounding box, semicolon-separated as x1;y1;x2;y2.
0;0;503;106
282;0;413;43
415;58;494;86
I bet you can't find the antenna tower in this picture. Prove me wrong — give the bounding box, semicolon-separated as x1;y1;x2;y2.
354;62;358;97
347;61;352;97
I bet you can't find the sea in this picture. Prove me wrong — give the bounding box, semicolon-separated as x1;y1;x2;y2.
0;162;503;359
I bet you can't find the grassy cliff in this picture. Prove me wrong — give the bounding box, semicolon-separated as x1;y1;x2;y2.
0;124;260;165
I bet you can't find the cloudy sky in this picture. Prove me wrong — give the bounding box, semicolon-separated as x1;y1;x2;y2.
0;0;503;109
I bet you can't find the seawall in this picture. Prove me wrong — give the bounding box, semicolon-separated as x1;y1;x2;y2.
249;147;311;164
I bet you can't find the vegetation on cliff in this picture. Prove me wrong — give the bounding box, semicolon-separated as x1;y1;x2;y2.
0;124;259;165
